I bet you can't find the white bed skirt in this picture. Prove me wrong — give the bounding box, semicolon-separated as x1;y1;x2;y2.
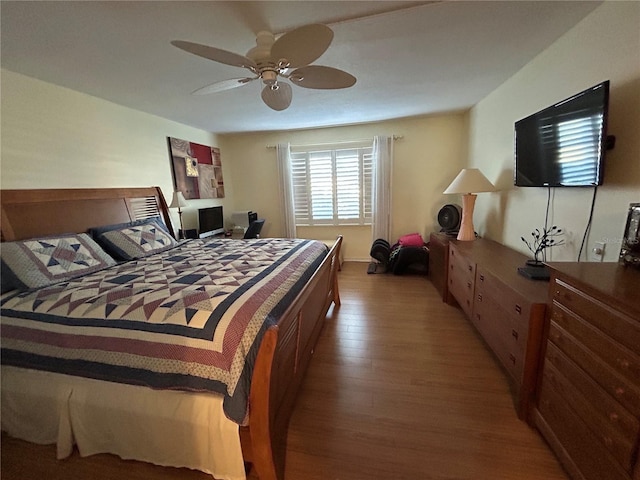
1;366;246;480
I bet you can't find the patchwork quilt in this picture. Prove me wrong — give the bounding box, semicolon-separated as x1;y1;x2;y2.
1;238;327;424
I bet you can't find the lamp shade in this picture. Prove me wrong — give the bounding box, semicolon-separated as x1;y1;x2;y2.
443;168;495;194
169;191;188;209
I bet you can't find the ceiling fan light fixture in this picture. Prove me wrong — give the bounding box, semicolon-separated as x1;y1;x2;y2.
262;70;277;85
261;82;292;111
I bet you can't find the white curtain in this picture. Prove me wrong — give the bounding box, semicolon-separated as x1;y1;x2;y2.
276;143;297;238
372;135;393;243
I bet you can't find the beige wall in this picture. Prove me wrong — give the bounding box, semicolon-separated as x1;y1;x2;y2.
469;1;640;262
1;70;468;261
0;70;234;236
219;113;468;261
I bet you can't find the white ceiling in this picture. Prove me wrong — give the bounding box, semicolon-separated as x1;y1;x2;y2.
1;1;601;134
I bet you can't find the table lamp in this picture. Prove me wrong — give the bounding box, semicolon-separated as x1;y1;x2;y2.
169;191;188;238
443;168;495;241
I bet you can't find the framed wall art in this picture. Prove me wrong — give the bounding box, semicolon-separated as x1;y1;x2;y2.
167;137;225;199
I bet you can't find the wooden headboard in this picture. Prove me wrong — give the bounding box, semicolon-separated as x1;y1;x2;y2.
0;187;174;242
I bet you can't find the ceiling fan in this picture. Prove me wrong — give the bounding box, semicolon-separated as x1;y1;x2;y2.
171;24;356;111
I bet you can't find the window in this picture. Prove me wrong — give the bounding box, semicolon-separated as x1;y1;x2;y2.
290;144;373;226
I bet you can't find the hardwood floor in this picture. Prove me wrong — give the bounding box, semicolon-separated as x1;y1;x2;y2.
1;262;567;480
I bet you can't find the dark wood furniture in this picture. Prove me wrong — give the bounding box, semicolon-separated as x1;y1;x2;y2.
534;262;640;480
0;187;343;480
428;232;451;301
445;238;548;422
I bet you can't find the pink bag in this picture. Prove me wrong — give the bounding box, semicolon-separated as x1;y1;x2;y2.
398;232;424;247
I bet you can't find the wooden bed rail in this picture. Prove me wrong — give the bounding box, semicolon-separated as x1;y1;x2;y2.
246;235;342;480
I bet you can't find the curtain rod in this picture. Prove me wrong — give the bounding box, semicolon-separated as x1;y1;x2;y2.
266;135;403;149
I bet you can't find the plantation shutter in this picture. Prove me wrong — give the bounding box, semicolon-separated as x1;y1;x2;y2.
290;143;373;226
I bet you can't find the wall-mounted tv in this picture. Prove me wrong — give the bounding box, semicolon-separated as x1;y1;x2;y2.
198;206;224;238
514;80;610;187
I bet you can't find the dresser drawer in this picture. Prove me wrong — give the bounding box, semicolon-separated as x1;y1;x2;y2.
551;302;640;387
552;278;640;355
538;376;632;480
448;245;475;318
476;267;532;329
474;290;526;382
543;347;638;472
449;244;475;284
448;274;474;318
548;321;640;416
544;342;640;445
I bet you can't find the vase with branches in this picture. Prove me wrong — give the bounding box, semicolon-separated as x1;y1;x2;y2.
521;225;565;266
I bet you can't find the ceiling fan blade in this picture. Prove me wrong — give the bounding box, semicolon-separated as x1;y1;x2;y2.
289;66;356;89
261;82;292;111
270;24;333;69
191;77;256;95
171;40;257;70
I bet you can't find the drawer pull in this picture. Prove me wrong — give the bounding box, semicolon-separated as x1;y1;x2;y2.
479;274;485;282
477;294;483;302
467;281;472;290
512;329;519;340
468;265;473;271
509;354;516;364
609;412;619;422
476;314;481;322
515;304;522;314
617;358;630;369
615;387;625;397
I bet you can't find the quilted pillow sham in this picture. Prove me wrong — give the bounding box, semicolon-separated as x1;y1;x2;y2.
0;233;117;292
95;218;177;260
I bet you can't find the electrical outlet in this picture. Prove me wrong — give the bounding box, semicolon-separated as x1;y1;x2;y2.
592;241;606;261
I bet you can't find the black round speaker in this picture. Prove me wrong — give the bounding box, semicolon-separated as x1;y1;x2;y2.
437;204;462;233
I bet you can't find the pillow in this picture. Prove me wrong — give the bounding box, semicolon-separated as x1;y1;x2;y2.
1;270;16;294
88;216;171;239
398;232;425;247
94;218;177;260
0;233;117;292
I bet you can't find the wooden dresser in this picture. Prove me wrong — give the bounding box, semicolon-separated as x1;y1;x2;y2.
534;262;640;480
428;232;451;302
445;238;549;422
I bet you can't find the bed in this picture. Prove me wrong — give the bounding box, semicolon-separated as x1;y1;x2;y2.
0;187;342;480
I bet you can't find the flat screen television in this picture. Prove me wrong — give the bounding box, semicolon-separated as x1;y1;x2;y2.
198;206;224;238
514;80;610;187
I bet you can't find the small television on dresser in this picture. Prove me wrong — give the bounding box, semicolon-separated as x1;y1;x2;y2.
198;206;224;238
